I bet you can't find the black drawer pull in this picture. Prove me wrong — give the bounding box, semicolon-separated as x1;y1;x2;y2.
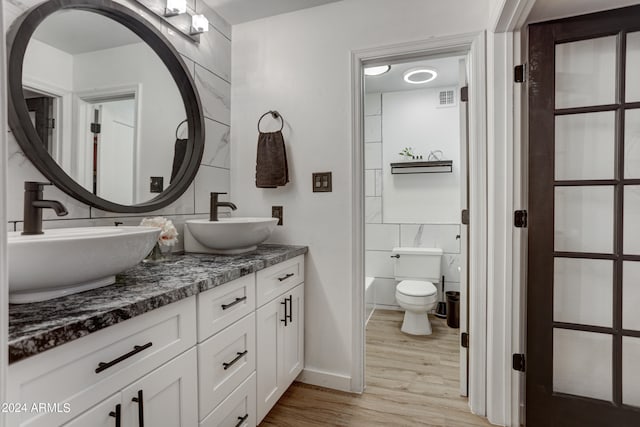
281;299;288;326
235;414;249;427
132;390;144;427
277;273;294;281
390;254;400;258
109;404;121;427
223;350;248;370
96;342;153;374
286;295;293;323
221;296;247;310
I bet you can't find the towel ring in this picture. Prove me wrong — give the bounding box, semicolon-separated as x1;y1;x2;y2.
257;110;284;132
175;119;188;139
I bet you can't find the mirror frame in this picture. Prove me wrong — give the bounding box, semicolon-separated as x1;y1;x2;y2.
6;0;205;213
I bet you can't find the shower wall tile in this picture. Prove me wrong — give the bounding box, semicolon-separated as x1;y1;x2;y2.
365;93;382;116
365;142;382;169
365;115;382;142
91;183;197;218
202;119;230;169
365;224;399;251
442;254;461;283
365;197;382;223
365;170;375;197
374;169;382;196
195;64;231;125
400;223;461;253
365;250;394;278
194;165;230;214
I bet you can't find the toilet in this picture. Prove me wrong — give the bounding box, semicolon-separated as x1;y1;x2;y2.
392;247;443;335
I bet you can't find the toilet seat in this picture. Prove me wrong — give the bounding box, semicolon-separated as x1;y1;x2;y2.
396;280;437;297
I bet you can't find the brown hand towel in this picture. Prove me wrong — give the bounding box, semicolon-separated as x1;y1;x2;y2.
256;130;289;188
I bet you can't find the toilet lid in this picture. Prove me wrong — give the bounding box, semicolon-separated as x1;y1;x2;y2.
397;280;437;297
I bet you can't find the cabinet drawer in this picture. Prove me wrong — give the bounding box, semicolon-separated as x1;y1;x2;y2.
198;313;256;421
200;372;256;427
256;255;304;307
198;274;255;342
8;297;197;427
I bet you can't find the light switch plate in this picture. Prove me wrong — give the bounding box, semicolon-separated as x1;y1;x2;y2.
312;172;332;192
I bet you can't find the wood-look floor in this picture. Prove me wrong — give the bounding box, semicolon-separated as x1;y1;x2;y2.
261;310;493;426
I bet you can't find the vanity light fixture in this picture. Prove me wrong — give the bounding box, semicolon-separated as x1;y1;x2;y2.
164;0;187;16
190;14;209;34
364;65;391;76
403;68;438;84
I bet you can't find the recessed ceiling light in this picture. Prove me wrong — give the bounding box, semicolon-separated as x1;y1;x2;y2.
364;65;391;76
403;68;438;84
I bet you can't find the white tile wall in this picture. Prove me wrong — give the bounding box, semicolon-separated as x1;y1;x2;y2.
195;64;231;125
365;224;399;251
400;224;461;253
194;166;231;214
374;170;382;196
364;115;382;142
364;142;382;169
365;197;382;223
365;170;375;197
202;119;231;169
364;93;382;116
365;250;394;278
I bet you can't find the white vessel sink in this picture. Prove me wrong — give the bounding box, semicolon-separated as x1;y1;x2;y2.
184;217;278;254
8;226;160;304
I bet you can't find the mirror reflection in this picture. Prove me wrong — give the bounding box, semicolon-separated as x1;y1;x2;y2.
23;9;187;205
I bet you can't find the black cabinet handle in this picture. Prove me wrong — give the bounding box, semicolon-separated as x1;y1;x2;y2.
390;254;400;258
280;299;288;326
223;350;248;370
286;295;293;323
109;404;121;427
131;390;144;427
221;296;247;310
277;273;294;281
235;414;249;427
96;342;153;373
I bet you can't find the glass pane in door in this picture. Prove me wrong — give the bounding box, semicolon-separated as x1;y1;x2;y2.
553;329;612;400
555;36;617;109
623;261;640;331
554;258;613;327
626;32;640;102
623;186;640;255
625;109;640;179
555;111;615;180
555;186;614;253
623;337;640;407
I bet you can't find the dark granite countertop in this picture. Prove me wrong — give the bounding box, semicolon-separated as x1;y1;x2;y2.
8;244;308;364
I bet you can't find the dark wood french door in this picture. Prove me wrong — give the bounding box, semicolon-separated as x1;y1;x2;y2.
528;5;640;427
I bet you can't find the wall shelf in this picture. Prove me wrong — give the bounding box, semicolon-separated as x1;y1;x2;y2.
390;160;453;174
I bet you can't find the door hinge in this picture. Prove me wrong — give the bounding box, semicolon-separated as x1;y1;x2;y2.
514;64;526;83
461;209;469;225
514;210;528;228
460;86;469;102
90;123;101;134
513;353;526;372
461;332;469;348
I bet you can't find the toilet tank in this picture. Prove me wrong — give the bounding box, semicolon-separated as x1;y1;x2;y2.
392;247;443;282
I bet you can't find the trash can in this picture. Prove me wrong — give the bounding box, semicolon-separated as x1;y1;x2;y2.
446;291;460;329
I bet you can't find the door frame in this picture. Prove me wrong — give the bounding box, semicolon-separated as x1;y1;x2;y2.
349;30;488;416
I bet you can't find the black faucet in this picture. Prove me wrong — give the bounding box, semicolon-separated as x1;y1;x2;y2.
210;192;237;221
22;182;68;235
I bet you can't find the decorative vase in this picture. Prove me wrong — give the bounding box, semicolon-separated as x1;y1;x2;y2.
144;242;171;263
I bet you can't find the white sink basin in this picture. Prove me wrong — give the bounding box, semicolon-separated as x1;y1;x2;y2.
8;226;160;304
184;217;278;254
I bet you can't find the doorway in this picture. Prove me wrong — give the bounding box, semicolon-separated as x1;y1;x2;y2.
350;31;488;416
527;5;640;426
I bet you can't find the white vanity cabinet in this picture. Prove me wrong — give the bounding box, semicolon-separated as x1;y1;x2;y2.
256;257;305;424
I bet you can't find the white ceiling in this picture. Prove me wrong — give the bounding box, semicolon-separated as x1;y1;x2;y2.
364;56;464;94
201;0;342;25
528;0;640;23
32;10;141;55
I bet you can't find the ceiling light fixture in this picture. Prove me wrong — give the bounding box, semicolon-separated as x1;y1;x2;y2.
364;65;391;76
403;68;438;84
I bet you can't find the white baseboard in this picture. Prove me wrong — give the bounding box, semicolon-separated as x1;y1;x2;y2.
297;368;352;393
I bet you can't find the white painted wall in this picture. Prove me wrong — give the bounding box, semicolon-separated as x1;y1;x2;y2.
230;0;489;388
382;88;460;223
23;38;73;91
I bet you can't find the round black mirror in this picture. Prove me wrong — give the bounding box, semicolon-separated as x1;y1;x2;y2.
7;0;204;213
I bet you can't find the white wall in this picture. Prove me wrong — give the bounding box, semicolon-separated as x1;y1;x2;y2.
4;0;232;251
23;38;73;91
230;0;489;388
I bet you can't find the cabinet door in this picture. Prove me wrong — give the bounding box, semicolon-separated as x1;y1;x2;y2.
282;283;304;385
256;295;286;423
122;348;198;427
63;394;121;427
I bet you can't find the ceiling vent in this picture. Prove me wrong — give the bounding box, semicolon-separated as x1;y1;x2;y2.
437;89;456;107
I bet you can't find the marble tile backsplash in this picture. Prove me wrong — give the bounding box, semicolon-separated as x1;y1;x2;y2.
5;0;232;234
